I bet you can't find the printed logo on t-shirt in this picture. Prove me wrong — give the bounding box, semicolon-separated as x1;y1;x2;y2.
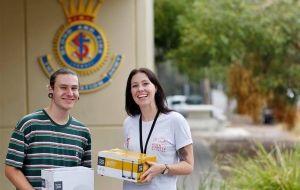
151;137;167;152
125;137;130;148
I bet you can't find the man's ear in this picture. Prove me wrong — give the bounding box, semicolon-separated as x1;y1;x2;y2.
47;85;53;93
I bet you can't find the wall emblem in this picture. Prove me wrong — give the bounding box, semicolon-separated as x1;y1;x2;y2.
38;0;123;93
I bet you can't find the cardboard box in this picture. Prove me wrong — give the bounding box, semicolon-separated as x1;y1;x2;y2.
97;148;156;183
41;166;94;190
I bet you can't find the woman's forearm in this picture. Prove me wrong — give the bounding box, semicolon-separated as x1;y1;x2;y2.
168;144;194;175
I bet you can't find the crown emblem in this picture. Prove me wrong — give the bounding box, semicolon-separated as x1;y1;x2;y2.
39;0;122;93
59;0;102;22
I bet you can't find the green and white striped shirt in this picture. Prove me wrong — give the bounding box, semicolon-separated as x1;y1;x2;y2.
5;109;92;190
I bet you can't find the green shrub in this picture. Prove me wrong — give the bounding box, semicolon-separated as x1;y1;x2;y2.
224;143;300;190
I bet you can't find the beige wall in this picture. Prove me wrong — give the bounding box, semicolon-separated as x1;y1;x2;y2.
0;0;154;189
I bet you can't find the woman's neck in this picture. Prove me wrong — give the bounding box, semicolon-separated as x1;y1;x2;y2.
140;106;158;121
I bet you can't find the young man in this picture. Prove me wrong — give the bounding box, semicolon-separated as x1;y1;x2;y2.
5;68;91;190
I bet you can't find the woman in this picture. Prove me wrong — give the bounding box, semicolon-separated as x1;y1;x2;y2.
123;68;194;190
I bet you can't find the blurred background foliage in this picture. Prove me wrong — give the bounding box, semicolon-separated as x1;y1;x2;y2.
154;0;300;128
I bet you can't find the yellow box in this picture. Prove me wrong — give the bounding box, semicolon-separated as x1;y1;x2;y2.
97;148;156;183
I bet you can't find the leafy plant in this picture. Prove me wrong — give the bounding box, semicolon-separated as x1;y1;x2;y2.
224;143;300;190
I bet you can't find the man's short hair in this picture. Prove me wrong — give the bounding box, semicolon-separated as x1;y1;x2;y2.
49;68;78;88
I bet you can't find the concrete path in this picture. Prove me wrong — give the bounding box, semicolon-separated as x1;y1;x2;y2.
177;138;222;190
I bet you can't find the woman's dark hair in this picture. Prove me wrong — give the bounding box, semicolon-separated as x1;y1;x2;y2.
125;68;171;116
49;68;78;89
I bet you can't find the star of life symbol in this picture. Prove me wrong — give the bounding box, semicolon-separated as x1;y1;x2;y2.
38;0;123;93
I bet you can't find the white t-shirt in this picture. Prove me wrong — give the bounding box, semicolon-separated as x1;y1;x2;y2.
123;111;193;190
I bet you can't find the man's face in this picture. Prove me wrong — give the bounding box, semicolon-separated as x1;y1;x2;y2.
50;74;79;111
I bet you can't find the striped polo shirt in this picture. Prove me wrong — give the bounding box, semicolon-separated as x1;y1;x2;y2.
5;109;92;190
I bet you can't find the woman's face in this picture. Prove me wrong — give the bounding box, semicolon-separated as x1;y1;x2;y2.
130;72;157;108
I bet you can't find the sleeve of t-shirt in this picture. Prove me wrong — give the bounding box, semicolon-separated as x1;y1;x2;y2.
5;128;26;169
82;131;92;168
173;112;193;151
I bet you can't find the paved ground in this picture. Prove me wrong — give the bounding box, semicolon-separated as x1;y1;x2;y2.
177;138;222;190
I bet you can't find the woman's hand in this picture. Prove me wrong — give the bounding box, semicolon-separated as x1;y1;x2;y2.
140;161;165;183
139;144;194;183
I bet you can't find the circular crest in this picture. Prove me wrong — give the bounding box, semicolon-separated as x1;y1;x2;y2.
54;21;109;75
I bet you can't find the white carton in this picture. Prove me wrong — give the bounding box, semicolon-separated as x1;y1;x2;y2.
41;166;94;190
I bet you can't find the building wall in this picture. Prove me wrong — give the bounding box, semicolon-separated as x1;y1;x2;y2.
0;0;154;189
